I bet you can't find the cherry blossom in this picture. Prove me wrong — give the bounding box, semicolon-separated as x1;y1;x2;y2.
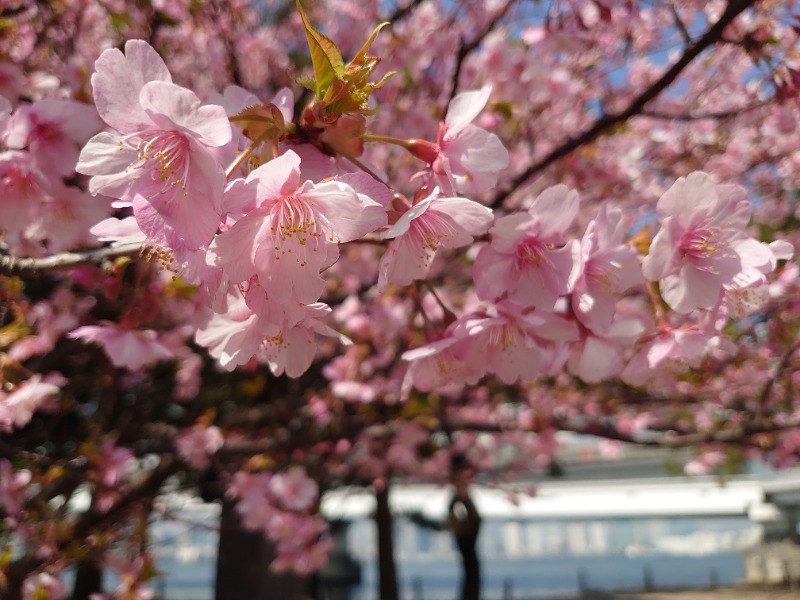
68;324;175;371
378;187;493;290
431;86;509;194
77;40;232;250
4;98;102;176
214;150;387;306
642;172;753;313
474;184;580;309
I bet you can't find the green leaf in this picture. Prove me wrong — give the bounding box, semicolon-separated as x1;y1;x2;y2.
351;22;390;67
296;0;345;99
229;103;287;141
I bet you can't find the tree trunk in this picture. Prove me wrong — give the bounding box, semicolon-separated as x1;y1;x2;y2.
3;557;34;600
214;499;314;600
375;484;400;600
71;558;103;600
449;492;481;600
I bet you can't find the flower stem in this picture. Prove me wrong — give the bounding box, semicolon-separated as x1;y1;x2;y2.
326;142;385;183
363;133;412;148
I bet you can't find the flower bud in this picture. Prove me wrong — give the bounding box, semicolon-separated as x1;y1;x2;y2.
406;139;439;164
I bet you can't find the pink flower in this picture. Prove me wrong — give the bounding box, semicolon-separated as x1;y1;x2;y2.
642;172;752;313
454;300;579;385
214;150;387;306
378;187;493;290
0;151;55;252
269;467;318;512
4;99;102;176
95;442;134;488
176;426;224;468
0;374;62;432
622;325;734;387
68;324;174;371
567;316;645;383
260;303;350;379
432;86;509;193
571;205;644;332
77;40;231;250
474;184;580;309
401;336;480;396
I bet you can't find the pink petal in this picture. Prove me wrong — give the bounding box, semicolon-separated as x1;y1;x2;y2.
444;86;492;140
92;40;170;132
139;81;231;147
529;184;580;238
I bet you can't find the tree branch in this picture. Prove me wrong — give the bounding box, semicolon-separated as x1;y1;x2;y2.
445;0;517;110
383;0;425;25
640;100;769;121
0;243;144;276
489;0;759;209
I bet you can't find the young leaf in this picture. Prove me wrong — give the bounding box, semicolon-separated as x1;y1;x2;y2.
296;0;345;98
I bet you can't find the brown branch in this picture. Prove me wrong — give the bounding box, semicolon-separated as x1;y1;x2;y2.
552;417;800;449
757;337;800;419
0;243;144;276
383;0;425;25
639;100;769;121
3;454;178;596
489;0;760;209
669;3;693;45
445;0;517;111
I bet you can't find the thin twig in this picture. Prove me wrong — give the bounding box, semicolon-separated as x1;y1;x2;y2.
445;0;517;112
0;243;144;276
489;0;759;209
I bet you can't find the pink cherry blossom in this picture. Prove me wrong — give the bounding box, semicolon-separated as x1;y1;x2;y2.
260;303;351;379
268;466;318;512
642;172;752;313
22;573;66;600
454;300;579;385
213;150;387;306
176;425;224;468
68;324;175;371
567;316;646;383
0;459;31;520
432;86;509;193
194;286;282;371
0;374;62;433
474;184;580;309
571;205;644;332
622;325;735;387
378;187;493;290
4;99;102;176
77;40;232;250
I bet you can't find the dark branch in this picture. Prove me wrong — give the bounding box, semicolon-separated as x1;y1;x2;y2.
489;0;759;209
445;0;517;111
383;0;425;25
639;100;769;121
0;243;144;276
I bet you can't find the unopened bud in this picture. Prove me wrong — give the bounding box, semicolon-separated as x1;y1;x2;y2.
406;139;439;164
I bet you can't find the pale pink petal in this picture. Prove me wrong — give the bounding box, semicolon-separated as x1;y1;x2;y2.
432;197;493;236
250;150;303;203
444;86;491;140
92;40;170;132
139;81;231;147
307;180;387;242
656;172;718;226
529;185;580;238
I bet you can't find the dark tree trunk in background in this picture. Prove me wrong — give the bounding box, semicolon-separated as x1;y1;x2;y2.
215;499;314;600
71;559;103;600
375;484;400;600
449;492;481;600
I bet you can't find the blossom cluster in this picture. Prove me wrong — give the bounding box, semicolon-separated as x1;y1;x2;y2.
2;0;799;588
